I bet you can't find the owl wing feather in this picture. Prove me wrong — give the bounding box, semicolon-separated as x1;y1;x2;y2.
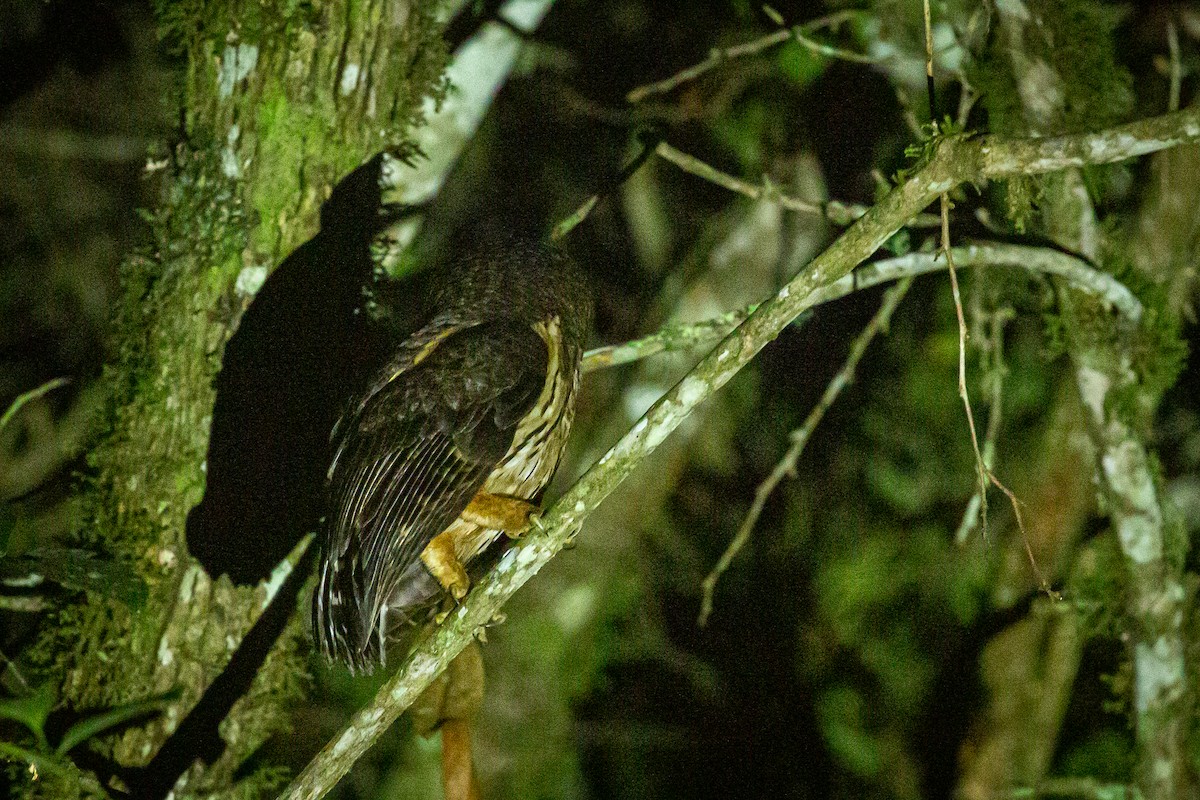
315;318;548;670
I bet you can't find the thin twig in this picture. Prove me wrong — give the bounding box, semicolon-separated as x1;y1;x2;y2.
954;302;1013;544
698;277;913;626
656;141;822;214
583;306;754;372
924;0;1053;594
939;243;1043;585
1168;19;1182;114
551;197;598;242
0;378;70;433
921;0;937;119
940;198;994;537
655;141;942;227
763;6;881;65
553;130;664;240
627;30;790;103
626;10;867;103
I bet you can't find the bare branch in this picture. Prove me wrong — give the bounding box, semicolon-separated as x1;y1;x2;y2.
979;108;1200;177
582;242;1142;374
655;141;942;227
583;306;753;372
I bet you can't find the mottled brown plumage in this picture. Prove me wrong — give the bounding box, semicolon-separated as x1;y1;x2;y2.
313;240;592;672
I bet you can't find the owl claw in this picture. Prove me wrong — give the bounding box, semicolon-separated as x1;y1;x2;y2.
463;492;538;539
421;532;471;600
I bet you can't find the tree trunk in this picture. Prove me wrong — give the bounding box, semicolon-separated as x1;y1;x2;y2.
31;2;450;797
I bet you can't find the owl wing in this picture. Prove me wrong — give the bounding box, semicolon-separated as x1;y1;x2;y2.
315;318;548;670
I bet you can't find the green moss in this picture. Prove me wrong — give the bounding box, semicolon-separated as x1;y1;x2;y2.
1157;454;1190;574
152;0;320;57
1068;534;1127;640
972;0;1135;231
973;0;1132;137
998;173;1040;234
251;90;327;253
1089;252;1188;429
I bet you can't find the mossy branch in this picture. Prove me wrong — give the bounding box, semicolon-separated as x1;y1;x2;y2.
280;108;1200;800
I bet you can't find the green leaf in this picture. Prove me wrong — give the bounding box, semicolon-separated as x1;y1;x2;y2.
54;690;180;758
776;40;825;89
0;682;57;751
56;688;181;755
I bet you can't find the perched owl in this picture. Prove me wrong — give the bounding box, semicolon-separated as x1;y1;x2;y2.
313;239;593;672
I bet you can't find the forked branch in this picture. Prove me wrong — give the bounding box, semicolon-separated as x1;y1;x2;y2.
280;107;1200;800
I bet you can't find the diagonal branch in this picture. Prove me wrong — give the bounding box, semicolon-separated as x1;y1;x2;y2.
280;107;1200;800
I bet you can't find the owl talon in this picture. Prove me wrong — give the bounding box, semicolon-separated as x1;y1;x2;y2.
421;531;471;600
463;492;538;539
560;517;583;549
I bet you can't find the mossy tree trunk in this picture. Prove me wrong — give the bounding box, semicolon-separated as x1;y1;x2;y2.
991;4;1196;799
34;2;449;796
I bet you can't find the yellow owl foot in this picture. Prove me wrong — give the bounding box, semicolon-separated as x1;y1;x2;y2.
462;492;537;540
421;530;470;600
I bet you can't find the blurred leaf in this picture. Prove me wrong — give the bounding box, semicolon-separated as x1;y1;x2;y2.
776;40;826;88
709;99;770;172
56;688;181;755
0;681;56;751
881;228;912;256
1057;729;1134;782
863;455;940;515
0;548;147;607
817;686;882;777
